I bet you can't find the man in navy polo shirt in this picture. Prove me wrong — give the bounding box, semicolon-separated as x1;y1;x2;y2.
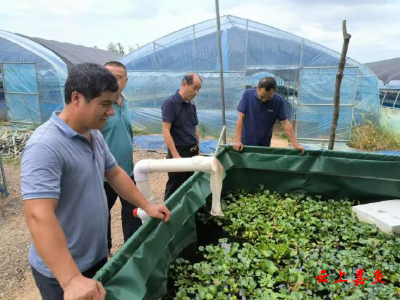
161;73;202;200
233;77;304;153
22;63;170;300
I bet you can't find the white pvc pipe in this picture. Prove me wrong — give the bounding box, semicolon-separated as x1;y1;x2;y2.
133;156;224;223
135;156;219;176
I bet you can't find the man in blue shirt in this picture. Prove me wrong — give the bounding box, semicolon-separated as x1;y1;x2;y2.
101;61;140;257
233;77;304;153
161;73;201;200
22;63;170;300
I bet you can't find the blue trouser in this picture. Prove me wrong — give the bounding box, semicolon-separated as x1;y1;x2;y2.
31;258;107;300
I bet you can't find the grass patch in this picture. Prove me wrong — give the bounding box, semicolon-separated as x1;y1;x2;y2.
2;156;21;167
279;132;288;140
348;120;400;151
132;126;153;136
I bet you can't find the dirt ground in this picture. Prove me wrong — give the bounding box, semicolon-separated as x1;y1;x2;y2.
0;128;288;300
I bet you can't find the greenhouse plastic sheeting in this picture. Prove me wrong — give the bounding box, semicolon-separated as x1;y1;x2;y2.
297;67;358;141
0;30;67;124
5;93;41;124
126;71;244;137
133;135;218;154
2;63;41;123
94;147;400;300
120;15;379;141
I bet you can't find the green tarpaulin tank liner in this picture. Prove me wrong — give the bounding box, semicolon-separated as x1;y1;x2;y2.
94;146;400;299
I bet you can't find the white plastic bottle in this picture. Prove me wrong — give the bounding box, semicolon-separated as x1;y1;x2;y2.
133;207;151;223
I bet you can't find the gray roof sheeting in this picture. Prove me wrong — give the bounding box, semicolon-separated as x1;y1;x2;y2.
365;57;400;85
17;34;123;71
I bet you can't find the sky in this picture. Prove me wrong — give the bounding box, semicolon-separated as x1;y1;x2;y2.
0;0;399;63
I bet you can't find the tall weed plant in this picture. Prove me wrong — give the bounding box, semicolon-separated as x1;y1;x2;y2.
348;120;400;151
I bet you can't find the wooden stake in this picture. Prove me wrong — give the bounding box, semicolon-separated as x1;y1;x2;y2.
328;20;351;150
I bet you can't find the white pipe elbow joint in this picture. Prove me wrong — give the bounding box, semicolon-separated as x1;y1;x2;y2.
134;159;151;182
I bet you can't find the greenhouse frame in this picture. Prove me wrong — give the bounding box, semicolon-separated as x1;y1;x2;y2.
365;57;400;131
120;15;380;143
0;30;121;125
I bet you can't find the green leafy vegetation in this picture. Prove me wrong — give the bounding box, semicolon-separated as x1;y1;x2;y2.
167;190;400;299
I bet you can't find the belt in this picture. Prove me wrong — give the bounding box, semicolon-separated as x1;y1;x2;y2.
189;145;198;152
176;145;198;152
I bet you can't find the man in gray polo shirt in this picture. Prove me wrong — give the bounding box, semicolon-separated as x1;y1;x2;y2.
21;63;170;300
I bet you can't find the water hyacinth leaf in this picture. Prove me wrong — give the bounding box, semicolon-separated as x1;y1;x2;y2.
265;260;278;275
290;291;303;300
166;189;400;299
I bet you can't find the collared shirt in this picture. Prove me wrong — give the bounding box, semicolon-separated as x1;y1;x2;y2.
237;88;287;147
101;95;133;176
161;90;198;147
21;112;117;277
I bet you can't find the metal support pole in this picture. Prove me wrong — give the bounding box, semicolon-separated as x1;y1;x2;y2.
244;20;249;88
215;0;226;143
393;90;400;108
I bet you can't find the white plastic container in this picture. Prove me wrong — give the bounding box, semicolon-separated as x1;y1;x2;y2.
353;200;400;234
133;207;151;223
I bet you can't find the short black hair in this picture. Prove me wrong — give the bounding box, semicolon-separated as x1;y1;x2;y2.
182;73;202;85
64;63;119;104
258;77;277;91
104;61;127;74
